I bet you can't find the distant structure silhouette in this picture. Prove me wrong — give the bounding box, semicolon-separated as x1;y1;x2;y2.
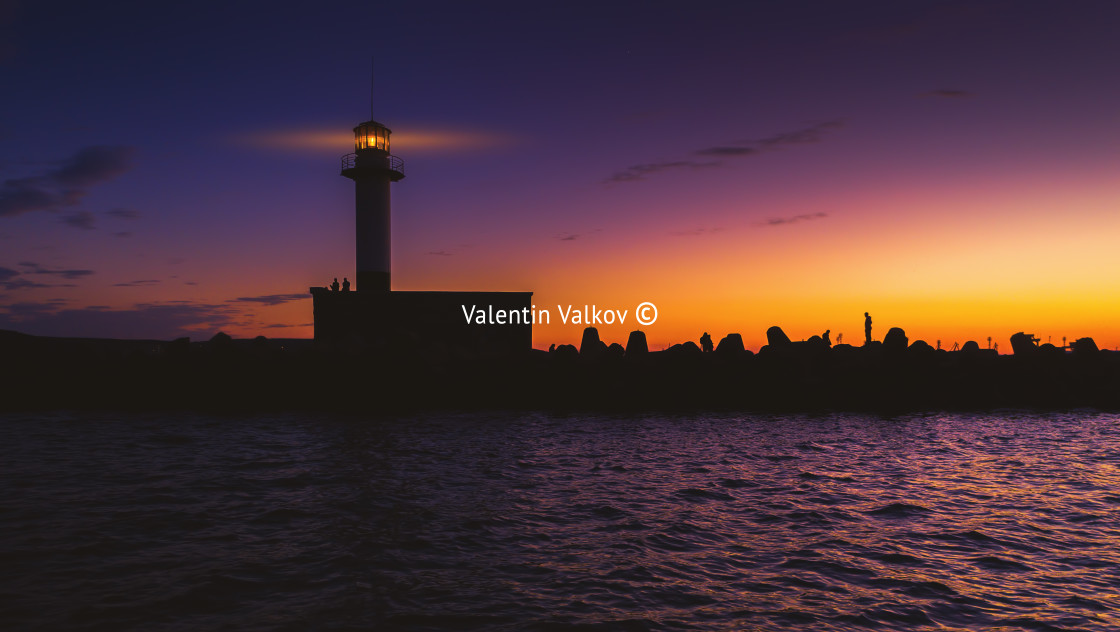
309;101;533;355
700;332;713;353
864;312;872;345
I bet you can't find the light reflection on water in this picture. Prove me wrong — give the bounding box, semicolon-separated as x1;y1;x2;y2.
2;411;1119;630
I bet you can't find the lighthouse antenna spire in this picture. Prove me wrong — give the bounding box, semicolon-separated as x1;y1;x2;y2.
370;56;375;120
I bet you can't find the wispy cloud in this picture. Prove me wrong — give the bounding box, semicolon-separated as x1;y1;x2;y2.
61;211;97;230
112;279;161;287
758;212;828;227
670;227;724;237
696;120;845;157
607;120;844;183
428;250;454;256
231;293;310;306
18;261;95;279
106;207;141;219
0;266;72;291
114;231;132;238
605;160;720;183
0;146;136;218
556;228;603;242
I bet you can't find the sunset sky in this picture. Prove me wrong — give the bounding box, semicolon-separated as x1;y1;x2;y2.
2;1;1119;351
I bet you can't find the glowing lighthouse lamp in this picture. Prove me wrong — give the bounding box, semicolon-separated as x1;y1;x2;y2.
341;120;405;293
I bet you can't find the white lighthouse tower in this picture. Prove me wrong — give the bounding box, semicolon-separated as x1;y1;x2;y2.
341;120;404;292
310;107;531;354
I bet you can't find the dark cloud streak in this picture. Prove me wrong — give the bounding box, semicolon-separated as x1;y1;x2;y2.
107;207;141;219
18;261;95;279
231;293;310;306
759;212;828;227
62;211;97;230
605;160;719;183
0;145;136;218
608;121;844;183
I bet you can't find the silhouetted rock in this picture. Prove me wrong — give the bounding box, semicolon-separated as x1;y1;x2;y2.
909;340;934;353
883;327;908;351
579;327;609;360
1010;332;1039;355
625;330;648;357
667;341;702;356
766;326;791;346
554;343;578;361
580;327;601;355
961;340;980;353
1073;337;1099;354
5;323;1120;412
716;333;745;355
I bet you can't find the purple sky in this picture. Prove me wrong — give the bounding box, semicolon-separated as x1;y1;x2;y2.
2;1;1119;348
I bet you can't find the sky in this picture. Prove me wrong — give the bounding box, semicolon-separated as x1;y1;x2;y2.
1;0;1119;351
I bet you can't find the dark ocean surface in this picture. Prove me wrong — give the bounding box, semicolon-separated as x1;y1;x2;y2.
2;411;1119;631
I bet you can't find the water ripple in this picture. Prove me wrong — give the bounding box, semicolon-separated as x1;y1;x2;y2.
2;411;1119;630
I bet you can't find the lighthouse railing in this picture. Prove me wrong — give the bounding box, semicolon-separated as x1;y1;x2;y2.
341;153;405;175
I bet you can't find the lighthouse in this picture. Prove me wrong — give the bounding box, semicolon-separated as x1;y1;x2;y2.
341;120;404;292
310;109;532;356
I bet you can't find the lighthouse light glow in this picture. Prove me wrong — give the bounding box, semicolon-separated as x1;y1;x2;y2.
354;122;390;152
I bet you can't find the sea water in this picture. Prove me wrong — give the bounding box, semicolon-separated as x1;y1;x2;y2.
2;411;1118;631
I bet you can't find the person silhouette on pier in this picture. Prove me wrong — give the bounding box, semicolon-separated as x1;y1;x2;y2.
700;332;713;353
342;278;351;292
864;312;872;345
330;278;340;292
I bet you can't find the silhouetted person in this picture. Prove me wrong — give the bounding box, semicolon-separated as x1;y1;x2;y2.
342;278;351;292
822;329;831;346
330;278;340;292
700;332;713;353
864;312;872;345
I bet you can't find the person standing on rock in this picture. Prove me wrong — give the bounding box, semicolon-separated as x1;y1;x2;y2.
700;332;713;353
864;312;872;345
